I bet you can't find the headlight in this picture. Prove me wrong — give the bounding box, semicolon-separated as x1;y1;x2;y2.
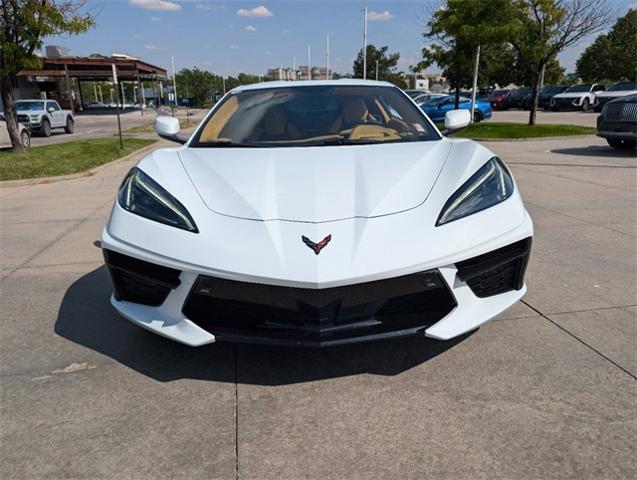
118;168;198;233
436;158;514;226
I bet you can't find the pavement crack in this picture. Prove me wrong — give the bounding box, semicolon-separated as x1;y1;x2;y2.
521;300;637;381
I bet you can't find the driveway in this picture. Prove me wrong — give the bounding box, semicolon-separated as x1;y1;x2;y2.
28;108;206;147
1;135;635;479
491;109;597;127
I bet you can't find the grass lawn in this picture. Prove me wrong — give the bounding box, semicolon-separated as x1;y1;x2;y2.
125;118;192;133
0;138;156;181
449;122;596;139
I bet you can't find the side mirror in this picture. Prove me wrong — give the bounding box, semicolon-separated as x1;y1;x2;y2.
47;107;55;113
154;116;185;144
443;109;471;134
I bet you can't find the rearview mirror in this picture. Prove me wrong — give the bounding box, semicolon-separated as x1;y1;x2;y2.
154;116;185;144
443;109;471;134
47;107;55;113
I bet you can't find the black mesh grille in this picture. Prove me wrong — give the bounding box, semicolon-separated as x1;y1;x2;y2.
182;271;457;346
103;249;181;306
456;238;532;298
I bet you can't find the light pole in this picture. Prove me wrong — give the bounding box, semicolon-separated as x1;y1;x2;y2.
326;33;330;80
375;60;379;81
171;55;178;107
307;45;311;80
362;5;368;79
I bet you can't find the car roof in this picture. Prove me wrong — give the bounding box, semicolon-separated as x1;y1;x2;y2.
232;79;395;93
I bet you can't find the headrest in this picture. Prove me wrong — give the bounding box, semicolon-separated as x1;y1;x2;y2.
341;98;368;125
262;106;287;135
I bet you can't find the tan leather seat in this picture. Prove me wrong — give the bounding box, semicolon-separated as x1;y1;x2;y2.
259;106;300;140
330;98;369;132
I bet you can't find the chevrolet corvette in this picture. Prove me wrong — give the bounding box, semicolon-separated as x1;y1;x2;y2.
102;80;533;347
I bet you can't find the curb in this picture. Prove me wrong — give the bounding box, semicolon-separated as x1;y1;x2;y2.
0;140;163;188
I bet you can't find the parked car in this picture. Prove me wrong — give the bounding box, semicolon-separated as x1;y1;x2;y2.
414;93;447;104
505;88;533;109
593;81;637;112
404;89;431;99
420;95;493;122
596;94;637;149
86;101;109;109
0;113;31;149
534;85;569;110
14;99;74;137
101;79;532;347
488;89;512;110
550;83;605;112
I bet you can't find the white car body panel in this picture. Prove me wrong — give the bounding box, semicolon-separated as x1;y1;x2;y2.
102;79;533;347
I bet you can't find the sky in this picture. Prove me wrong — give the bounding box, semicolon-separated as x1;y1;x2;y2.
44;0;636;77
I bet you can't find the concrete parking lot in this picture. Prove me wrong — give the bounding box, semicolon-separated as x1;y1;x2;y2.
1;135;635;479
28;108;206;147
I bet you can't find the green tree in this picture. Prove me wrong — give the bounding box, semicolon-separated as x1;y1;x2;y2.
0;0;94;152
511;0;613;125
175;67;216;107
576;9;637;83
353;44;402;86
418;0;519;108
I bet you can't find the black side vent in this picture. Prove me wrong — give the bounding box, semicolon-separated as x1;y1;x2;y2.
103;249;181;306
455;238;532;298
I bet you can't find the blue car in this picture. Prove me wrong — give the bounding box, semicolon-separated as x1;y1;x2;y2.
419;95;493;123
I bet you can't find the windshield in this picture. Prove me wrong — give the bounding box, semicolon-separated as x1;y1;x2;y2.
608;82;636;91
15;101;44;111
191;85;440;148
564;84;592;93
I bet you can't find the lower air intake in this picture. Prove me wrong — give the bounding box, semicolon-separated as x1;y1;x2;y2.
455;238;532;298
103;249;181;306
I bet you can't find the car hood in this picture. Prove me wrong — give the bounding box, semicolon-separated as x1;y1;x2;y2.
178;141;452;223
553;92;588;99
596;90;636;98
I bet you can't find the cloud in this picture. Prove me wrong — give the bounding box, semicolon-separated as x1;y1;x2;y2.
245;25;257;32
196;2;226;10
264;50;272;55
281;29;290;34
229;44;240;49
237;5;273;17
144;44;161;50
129;0;181;11
367;10;393;21
134;33;143;39
150;16;162;21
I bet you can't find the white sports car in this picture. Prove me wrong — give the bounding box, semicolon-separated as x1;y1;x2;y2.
102;80;533;347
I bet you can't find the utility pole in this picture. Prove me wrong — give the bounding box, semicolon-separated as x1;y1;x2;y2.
470;45;480;123
375;60;379;81
362;5;368;79
171;56;178;108
326;33;330;80
307;45;311;80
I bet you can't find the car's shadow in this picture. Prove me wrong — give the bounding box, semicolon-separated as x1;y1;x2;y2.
55;267;472;386
550;145;637;158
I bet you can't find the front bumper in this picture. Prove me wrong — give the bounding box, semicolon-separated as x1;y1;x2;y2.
102;229;533;347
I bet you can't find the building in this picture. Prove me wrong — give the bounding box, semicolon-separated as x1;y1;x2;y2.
1;50;168;112
266;67;297;81
297;66;329;81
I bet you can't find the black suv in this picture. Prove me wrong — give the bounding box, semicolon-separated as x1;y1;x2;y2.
596;94;637;149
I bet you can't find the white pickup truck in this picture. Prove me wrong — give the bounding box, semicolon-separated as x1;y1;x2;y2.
14;99;74;137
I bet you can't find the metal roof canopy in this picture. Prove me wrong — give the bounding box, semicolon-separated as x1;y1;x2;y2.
17;56;169;81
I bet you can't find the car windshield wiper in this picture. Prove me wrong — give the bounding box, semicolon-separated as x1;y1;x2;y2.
195;140;254;148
